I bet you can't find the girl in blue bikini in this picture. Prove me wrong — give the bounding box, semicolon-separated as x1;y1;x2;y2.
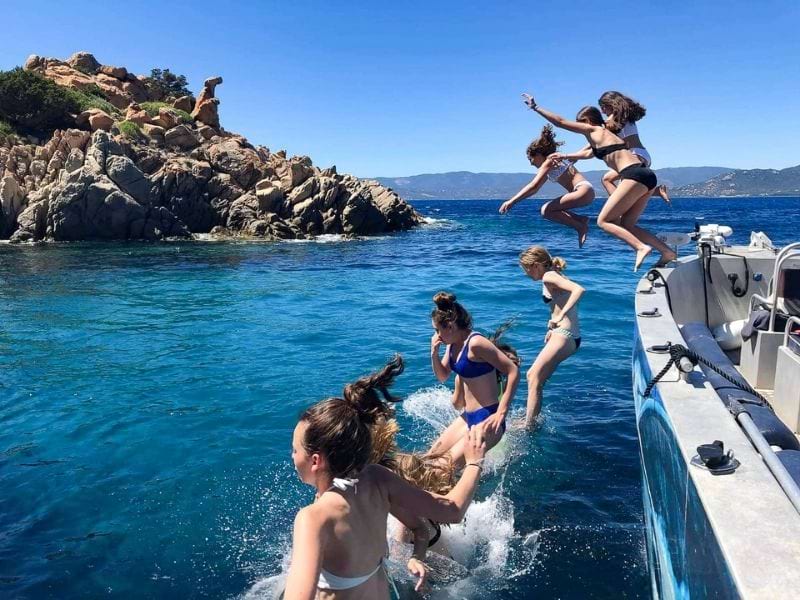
428;292;520;465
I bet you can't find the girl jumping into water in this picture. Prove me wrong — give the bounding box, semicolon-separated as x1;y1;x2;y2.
499;125;595;248
523;93;676;270
598;91;670;204
518;246;584;428
284;355;488;600
428;292;520;465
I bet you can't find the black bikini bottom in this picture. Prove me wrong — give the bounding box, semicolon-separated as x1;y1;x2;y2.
619;164;657;190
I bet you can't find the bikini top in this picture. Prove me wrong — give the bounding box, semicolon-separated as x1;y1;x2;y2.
591;143;627;160
449;333;495;378
618;120;638;138
546;159;574;182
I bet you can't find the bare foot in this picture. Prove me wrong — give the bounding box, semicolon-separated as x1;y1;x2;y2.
654;250;677;268
635;245;653;271
658;185;671;205
577;215;589;248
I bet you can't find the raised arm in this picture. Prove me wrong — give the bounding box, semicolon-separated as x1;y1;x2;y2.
380;428;487;524
499;161;552;214
430;332;451;382
544;271;585;329
284;507;326;600
522;93;596;135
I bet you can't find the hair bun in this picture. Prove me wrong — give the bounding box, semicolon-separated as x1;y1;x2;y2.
433;291;456;309
551;256;567;271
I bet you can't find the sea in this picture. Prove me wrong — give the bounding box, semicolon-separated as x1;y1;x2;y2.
1;197;799;599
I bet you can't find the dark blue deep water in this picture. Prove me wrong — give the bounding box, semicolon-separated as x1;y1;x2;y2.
1;197;798;599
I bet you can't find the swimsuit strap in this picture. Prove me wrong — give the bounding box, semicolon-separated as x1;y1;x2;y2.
326;477;359;494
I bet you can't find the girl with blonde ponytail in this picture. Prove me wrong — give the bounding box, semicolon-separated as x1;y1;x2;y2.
285;355;488;599
499;125;595;248
518;246;585;428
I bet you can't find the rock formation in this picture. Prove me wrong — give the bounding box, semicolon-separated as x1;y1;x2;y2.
0;52;422;242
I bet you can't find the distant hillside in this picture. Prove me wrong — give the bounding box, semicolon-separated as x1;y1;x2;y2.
673;165;800;197
373;167;732;200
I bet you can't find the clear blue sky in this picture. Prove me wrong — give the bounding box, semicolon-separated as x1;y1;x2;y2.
3;1;799;177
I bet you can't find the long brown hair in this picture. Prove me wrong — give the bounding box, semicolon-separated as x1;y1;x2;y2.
300;355;404;478
576;106;604;126
489;320;520;384
526;125;563;161
598;91;646;133
431;291;472;330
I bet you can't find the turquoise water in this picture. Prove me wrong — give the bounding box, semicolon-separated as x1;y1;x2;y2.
1;197;798;599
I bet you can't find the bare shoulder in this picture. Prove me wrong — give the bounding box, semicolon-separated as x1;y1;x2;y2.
295;504;327;531
542;270;566;285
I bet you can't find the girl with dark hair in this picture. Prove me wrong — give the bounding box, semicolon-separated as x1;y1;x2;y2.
518;246;584;427
597;91;670;204
429;292;520;462
284;355;488;599
499;125;595;248
523;92;676;271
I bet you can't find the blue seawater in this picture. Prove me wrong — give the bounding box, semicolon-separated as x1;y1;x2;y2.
1;197;798;599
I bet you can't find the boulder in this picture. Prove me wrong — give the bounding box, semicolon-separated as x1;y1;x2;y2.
164;125;199;149
141;123;165;139
125;104;151;126
105;155;154;205
152;108;181;130
254;182;283;213
99;65;128;79
79;109;114;132
191;76;223;128
172;96;194;113
67;51;100;74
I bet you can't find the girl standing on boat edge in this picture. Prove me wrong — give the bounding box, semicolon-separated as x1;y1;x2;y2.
519;246;584;429
499;125;595;248
598;90;671;205
523;92;676;270
428;292;520;464
284;355;488;600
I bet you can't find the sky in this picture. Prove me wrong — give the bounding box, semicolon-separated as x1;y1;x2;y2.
3;1;799;177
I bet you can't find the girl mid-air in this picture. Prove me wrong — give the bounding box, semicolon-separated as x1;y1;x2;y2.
598;90;670;205
499;125;596;248
524;92;676;270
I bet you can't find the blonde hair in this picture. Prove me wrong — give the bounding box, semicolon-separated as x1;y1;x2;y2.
395;452;455;495
519;246;566;272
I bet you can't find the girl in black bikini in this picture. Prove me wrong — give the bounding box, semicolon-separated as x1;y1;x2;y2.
523;93;676;271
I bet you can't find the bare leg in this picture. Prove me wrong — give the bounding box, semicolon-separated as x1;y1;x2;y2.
427;416;467;457
621;189;677;266
525;333;578;428
596;179;653;269
602;170;619;197
541;186;595;247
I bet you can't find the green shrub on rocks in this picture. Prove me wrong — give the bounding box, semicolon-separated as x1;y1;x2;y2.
142;68;191;101
0;68;80;131
140;101;192;123
0;119;15;139
118;120;142;139
64;87;119;116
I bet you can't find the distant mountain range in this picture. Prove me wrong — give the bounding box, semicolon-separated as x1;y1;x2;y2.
372;165;800;199
672;165;800;197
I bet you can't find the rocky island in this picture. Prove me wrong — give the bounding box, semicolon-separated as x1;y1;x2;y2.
0;52;421;243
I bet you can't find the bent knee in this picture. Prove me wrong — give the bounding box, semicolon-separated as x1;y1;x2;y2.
540;201;552;217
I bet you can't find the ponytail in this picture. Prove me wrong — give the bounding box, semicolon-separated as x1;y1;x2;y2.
300;355;404;478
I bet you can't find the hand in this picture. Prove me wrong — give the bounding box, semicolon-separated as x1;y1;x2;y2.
430;332;442;355
499;200;515;214
522;93;537;110
547;319;560;330
549;152;567;162
462;425;487;464
483;411;506;439
544;330;552;343
407;557;428;592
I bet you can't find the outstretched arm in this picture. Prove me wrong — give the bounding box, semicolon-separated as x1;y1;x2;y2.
380;428;487;523
552;144;593;162
522;93;596;135
499;162;551;214
390;505;430;592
